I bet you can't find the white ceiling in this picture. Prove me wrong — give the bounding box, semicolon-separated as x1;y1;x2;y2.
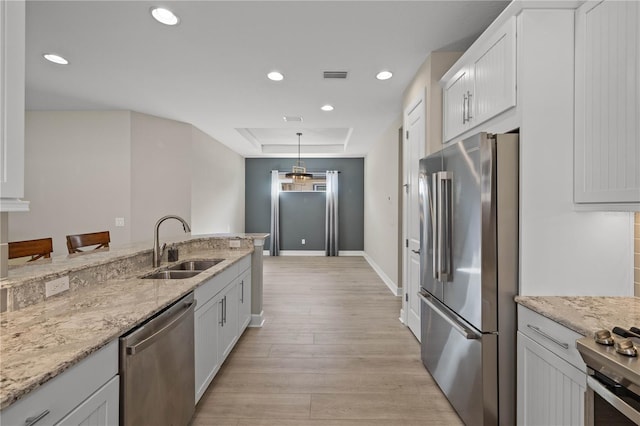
25;0;510;158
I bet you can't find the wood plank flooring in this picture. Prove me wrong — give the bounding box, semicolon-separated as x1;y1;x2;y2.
192;256;462;425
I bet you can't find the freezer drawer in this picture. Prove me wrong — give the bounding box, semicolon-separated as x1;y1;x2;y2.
420;291;498;425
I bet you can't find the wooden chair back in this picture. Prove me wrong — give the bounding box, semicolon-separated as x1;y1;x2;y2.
8;238;54;261
66;231;110;254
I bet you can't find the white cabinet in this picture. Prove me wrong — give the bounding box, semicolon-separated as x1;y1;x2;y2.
194;292;221;402
193;255;252;403
574;0;640;208
238;267;252;333
443;17;516;142
218;280;239;362
0;0;28;210
57;376;119;426
0;341;118;426
517;306;586;426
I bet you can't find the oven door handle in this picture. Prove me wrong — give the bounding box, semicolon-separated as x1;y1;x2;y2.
588;376;640;424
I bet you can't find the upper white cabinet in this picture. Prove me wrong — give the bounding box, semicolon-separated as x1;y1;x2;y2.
443;17;516;143
0;0;28;211
574;0;640;208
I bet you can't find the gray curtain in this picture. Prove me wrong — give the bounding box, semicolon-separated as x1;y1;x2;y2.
325;170;339;256
269;170;280;256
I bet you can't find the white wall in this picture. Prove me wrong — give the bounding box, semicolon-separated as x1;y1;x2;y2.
9;110;246;257
191;126;245;235
9;111;131;255
517;10;633;296
364;116;401;288
130;112;192;242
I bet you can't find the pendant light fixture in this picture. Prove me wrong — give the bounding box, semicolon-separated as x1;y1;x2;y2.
285;132;313;181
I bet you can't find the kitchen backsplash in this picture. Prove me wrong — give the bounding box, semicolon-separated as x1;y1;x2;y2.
635;213;640;296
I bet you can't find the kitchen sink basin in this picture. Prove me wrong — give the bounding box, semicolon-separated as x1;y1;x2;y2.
166;259;224;271
142;270;202;280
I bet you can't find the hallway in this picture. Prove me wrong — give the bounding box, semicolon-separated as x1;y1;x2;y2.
192;256;462;425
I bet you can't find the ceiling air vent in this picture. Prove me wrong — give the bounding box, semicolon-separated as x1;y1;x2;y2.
283;116;303;122
323;71;348;79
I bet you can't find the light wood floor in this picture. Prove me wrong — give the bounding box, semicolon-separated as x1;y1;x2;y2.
192;256;462;425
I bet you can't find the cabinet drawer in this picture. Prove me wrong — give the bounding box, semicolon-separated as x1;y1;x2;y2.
0;340;118;426
518;305;585;372
194;265;237;308
237;254;251;273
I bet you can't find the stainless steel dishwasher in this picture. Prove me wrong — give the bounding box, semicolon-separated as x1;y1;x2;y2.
119;292;196;426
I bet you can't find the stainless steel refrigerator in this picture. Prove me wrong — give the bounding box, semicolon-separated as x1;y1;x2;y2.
418;132;518;426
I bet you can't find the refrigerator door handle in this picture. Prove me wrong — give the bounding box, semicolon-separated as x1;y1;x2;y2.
431;173;439;281
436;171;453;282
418;291;479;340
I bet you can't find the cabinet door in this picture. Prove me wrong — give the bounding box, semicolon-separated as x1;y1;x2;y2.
57;376;119;426
194;296;221;403
472;17;516;125
517;332;586;426
575;0;640;205
238;268;252;333
443;68;470;142
0;0;26;202
218;282;239;362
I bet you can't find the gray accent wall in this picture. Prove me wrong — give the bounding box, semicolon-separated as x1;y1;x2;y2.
245;158;364;251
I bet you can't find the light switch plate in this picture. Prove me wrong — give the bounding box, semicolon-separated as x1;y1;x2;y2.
229;239;241;248
115;217;125;227
46;276;70;298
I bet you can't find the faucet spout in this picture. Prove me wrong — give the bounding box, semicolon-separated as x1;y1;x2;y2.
153;215;191;267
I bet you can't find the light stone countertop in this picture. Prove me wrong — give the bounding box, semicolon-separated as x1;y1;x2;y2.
0;247;252;410
515;296;640;337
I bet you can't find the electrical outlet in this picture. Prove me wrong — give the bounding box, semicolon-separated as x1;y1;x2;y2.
229;239;241;248
45;276;70;298
301;239;306;245
115;217;125;227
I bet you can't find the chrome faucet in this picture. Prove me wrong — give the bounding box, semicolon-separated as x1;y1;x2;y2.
153;215;191;267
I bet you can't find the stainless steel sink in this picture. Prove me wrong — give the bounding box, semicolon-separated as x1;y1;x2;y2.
142;270;202;280
166;259;223;271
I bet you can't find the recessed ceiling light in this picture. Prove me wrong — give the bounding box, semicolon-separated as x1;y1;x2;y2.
321;104;334;112
267;71;284;81
151;7;179;25
376;70;393;81
43;53;69;65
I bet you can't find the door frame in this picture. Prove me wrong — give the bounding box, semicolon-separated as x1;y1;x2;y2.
401;94;425;327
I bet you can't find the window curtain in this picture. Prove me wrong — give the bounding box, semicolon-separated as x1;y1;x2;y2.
269;170;280;256
325;170;339;256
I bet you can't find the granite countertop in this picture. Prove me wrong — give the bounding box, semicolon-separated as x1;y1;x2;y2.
0;247;252;410
515;296;640;337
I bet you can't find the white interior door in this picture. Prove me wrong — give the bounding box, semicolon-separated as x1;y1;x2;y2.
403;96;425;341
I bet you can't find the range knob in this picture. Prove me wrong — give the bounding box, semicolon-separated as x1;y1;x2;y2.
594;329;614;346
615;339;638;357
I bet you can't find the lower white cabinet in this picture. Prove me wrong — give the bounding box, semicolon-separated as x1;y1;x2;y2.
238;267;252;333
0;341;119;426
517;306;586;426
194;255;252;403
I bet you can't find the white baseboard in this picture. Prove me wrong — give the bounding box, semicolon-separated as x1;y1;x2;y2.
264;250;365;257
399;308;406;325
249;311;264;327
279;250;326;256
363;253;401;296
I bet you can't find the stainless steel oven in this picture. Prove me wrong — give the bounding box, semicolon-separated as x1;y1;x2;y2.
585;369;640;425
578;329;640;426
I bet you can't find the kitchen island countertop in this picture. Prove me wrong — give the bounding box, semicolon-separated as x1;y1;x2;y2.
515;295;640;337
0;245;252;410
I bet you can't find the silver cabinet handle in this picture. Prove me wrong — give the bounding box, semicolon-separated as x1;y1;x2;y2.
418;291;478;340
467;91;473;120
411;249;420;254
462;93;468;124
219;298;224;327
241;280;244;303
526;324;569;349
223;295;227;324
127;300;196;355
25;410;49;426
